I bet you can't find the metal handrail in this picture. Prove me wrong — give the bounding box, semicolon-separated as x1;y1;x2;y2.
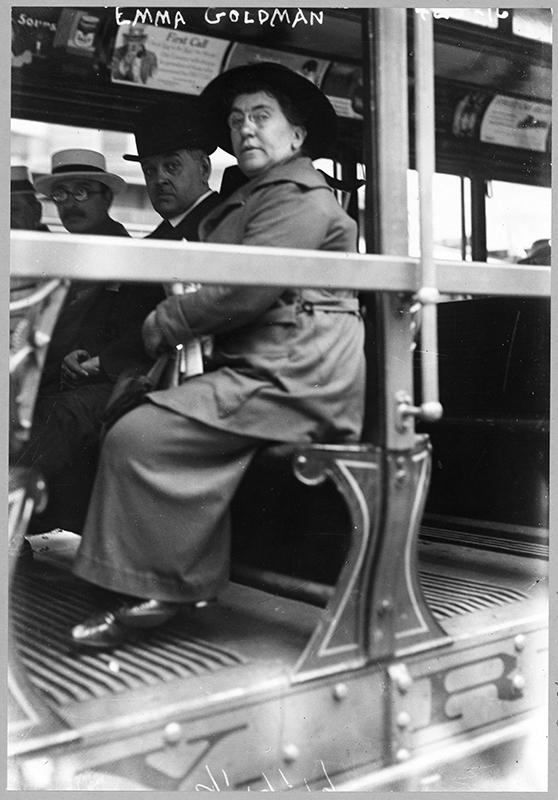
10;232;550;298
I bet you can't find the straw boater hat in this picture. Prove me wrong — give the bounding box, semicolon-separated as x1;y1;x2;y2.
200;61;338;159
34;149;126;196
11;165;36;194
123;98;218;162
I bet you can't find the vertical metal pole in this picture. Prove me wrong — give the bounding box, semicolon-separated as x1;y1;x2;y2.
471;175;488;261
361;8;415;450
460;177;467;261
414;11;443;419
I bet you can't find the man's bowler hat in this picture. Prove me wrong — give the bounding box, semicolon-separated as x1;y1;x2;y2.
200;61;337;159
34;150;126;196
123;99;218;162
11;165;36;194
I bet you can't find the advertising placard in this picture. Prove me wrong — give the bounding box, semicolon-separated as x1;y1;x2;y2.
110;23;229;94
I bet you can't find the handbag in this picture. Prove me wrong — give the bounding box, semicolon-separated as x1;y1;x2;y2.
100;352;173;436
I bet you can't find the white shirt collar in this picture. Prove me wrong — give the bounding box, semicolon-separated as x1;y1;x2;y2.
167;190;214;228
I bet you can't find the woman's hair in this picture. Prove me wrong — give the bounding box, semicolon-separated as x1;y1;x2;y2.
223;79;310;154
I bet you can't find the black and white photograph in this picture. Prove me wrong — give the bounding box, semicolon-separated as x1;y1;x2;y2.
8;3;551;792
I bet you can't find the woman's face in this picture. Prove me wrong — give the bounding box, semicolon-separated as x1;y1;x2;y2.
228;91;306;178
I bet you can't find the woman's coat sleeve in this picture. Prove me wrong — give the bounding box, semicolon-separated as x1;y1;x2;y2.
154;181;333;347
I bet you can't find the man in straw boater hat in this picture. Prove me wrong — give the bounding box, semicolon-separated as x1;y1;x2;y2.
10;165;49;231
34;148;129;238
111;24;158;85
68;62;365;649
20;149;164;535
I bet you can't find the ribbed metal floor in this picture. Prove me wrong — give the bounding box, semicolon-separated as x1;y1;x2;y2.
11;565;528;710
11;570;246;708
419;570;528;619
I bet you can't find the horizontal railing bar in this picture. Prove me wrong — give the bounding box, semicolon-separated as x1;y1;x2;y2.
10;231;550;298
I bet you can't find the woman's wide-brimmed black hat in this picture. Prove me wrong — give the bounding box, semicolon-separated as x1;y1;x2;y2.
200;62;337;159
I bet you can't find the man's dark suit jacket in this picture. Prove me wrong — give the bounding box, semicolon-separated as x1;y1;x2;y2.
40;216;166;389
25;193;221;534
146;191;221;242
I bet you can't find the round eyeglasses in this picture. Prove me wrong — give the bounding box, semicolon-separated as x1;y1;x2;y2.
227;109;272;131
50;187;104;204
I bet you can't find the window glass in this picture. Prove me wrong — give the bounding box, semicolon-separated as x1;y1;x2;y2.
512;9;552;44
407;171;471;260
430;8;499;28
485;181;551;262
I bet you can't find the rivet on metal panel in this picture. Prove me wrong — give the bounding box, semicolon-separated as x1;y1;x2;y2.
296;455;307;466
33;330;51;347
514;634;526;652
396;747;410;762
163;721;182;745
282;743;300;763
378;598;393;616
396;711;411;729
388;663;413;694
333;682;348;701
394;454;407;486
420;773;442;789
512;673;526;692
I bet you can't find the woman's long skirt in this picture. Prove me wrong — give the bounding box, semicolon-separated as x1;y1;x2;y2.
72;402;263;602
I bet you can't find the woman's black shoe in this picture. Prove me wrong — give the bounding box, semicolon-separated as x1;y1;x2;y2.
114;597;179;628
71;611;136;650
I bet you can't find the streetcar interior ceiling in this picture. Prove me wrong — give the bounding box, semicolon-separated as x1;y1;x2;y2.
11;7;551;185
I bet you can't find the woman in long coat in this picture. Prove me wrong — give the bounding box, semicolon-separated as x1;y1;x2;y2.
71;63;366;649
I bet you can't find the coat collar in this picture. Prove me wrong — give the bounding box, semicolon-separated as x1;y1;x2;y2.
201;156;331;236
236;156;329;196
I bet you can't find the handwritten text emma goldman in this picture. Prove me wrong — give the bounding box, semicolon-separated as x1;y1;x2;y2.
116;8;324;30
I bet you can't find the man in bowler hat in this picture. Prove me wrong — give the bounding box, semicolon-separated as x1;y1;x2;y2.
10;165;49;231
123;97;221;242
124;98;222;385
10;165;50;342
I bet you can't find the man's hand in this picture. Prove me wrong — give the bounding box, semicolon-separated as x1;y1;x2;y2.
80;356;101;376
142;310;167;360
60;349;100;388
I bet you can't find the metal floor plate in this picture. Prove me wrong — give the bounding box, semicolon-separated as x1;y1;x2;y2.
419;569;528;619
11;569;246;708
11;562;529;710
